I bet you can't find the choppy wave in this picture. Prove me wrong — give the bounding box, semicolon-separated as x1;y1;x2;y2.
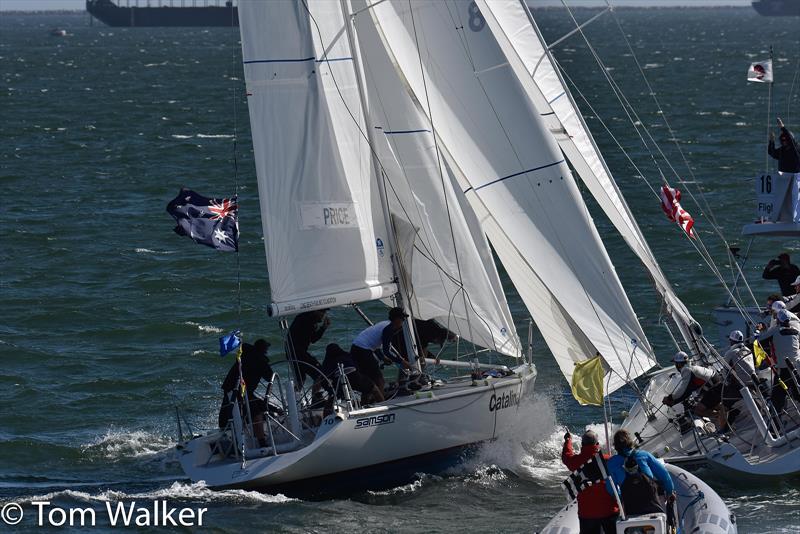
184;321;224;334
134;248;175;254
366;473;441;496
81;429;174;462
16;482;294;506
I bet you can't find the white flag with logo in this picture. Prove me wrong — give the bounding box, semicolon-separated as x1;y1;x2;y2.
747;59;773;83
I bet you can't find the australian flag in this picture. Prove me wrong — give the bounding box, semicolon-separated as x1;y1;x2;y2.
166;188;239;252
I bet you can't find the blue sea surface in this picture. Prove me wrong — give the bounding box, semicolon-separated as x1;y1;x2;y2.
1;6;799;533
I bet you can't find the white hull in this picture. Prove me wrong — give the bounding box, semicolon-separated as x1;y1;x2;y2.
621;369;800;477
178;364;536;491
540;463;737;534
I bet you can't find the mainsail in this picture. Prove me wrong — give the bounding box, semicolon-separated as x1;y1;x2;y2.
370;0;657;393
240;0;395;316
477;0;698;337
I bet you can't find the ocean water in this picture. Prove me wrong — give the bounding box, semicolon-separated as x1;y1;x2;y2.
2;6;799;533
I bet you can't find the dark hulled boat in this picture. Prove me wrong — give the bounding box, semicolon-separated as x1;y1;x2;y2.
752;0;800;16
86;0;238;27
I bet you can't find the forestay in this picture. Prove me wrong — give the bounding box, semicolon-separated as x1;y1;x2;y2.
371;0;656;393
352;0;521;357
239;0;395;316
477;0;698;335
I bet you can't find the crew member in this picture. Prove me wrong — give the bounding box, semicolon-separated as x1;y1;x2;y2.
350;307;412;402
218;339;274;446
759;309;800;414
320;343;382;406
392;319;456;362
719;330;756;432
661;351;719;417
606;430;675;517
287;309;330;387
769;118;800;222
562;430;619;534
768;118;800;173
762;253;800;297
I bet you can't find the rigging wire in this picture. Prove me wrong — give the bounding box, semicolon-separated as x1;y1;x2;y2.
603;1;762;312
558;1;759;327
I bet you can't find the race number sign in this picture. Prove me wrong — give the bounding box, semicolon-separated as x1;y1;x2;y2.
755;173;792;222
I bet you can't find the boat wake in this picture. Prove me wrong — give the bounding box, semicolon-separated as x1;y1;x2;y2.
461;395;566;484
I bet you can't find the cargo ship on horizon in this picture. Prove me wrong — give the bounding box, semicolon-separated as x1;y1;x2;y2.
86;0;238;27
752;0;800;16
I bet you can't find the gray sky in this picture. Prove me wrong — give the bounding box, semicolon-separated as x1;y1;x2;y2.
0;0;753;11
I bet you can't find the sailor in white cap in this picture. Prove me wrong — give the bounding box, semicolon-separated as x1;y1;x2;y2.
662;351;719;417
759;309;800;414
718;330;756;432
760;300;800;334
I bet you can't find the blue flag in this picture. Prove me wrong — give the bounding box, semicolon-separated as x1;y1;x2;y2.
167;188;239;252
219;330;241;357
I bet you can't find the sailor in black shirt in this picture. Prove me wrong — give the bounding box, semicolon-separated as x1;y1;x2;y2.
218;339;273;445
768;118;800;173
287;309;329;387
763;253;800;297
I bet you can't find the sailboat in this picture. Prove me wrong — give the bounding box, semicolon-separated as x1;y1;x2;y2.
176;0;674;492
620;175;800;477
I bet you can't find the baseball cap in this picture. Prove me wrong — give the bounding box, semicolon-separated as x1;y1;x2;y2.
729;330;744;343
773;301;787;312
672;351;688;363
388;307;409;321
777;309;791;323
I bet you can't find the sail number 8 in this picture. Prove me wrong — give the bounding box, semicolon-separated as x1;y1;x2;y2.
468;1;485;32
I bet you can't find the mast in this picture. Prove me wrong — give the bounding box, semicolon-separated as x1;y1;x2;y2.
338;0;420;367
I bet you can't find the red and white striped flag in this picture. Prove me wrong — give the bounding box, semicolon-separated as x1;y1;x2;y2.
660;185;695;238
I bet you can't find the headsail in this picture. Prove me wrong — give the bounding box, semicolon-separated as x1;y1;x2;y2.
477;0;698;335
370;0;657;393
353;0;521;357
240;0;395;316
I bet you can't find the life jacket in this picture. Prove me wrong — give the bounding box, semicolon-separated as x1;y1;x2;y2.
620;454;664;516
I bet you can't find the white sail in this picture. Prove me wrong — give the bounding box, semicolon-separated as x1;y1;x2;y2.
240;0;395;316
353;1;521;357
371;0;656;393
477;0;697;333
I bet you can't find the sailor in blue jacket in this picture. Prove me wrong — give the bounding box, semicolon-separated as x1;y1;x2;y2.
606;430;675;515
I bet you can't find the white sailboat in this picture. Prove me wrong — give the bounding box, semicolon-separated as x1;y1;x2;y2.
176;0;666;492
621;185;800;477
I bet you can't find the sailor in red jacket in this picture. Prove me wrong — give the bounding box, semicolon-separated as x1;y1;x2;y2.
562;431;620;534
